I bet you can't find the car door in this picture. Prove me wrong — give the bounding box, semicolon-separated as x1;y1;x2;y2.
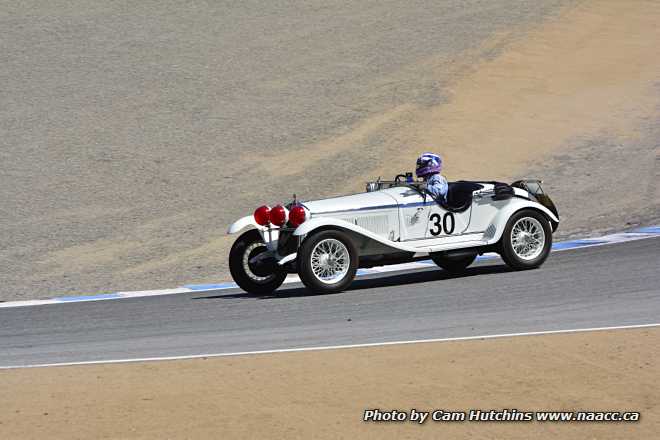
397;189;433;241
425;202;471;239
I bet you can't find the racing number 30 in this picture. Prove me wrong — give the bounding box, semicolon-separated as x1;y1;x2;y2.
429;212;455;236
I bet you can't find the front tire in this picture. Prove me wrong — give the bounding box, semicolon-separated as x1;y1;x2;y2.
499;209;552;270
298;230;358;294
229;229;287;294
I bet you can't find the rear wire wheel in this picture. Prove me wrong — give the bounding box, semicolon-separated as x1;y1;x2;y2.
431;254;477;275
499;209;552;270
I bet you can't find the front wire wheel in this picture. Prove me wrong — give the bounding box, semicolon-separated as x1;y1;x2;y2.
499;209;552;270
298;230;358;294
229;229;287;294
310;238;351;284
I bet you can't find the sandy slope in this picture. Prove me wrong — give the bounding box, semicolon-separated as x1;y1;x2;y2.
2;327;657;439
1;0;659;299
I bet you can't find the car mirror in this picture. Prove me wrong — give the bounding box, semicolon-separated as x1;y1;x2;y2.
366;182;379;192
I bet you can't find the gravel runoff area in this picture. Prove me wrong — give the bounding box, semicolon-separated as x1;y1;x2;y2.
1;0;658;300
1;327;658;439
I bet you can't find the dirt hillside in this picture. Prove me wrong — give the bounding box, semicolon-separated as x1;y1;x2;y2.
1;0;658;299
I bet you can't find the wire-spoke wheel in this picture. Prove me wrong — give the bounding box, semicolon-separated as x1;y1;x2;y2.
510;217;545;261
298;230;358;294
229;229;287;294
310;239;351;284
499;209;552;270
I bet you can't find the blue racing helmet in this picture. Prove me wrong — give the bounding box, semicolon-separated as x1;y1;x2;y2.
415;152;443;178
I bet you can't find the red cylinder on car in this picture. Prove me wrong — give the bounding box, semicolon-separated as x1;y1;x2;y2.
253;205;271;226
289;205;307;227
270;204;288;227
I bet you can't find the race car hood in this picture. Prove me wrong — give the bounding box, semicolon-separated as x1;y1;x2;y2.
303;191;398;216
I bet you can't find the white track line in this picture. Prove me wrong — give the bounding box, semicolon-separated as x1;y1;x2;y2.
3;322;658;370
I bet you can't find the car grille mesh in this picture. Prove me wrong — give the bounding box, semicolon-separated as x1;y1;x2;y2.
484;223;497;239
351;214;390;237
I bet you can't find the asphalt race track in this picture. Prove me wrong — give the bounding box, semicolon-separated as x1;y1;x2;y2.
1;237;658;368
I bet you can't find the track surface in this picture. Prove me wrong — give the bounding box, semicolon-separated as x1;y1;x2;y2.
1;237;658;368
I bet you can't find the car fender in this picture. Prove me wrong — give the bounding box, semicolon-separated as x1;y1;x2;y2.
227;215;267;234
293;216;418;253
489;198;559;243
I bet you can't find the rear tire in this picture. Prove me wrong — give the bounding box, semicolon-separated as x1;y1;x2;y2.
229;229;287;294
431;254;477;274
499;209;552;270
298;230;358;294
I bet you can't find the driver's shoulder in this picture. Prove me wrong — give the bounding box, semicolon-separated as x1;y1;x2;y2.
428;173;447;184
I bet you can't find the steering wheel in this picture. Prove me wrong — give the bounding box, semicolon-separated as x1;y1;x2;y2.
394;174;407;183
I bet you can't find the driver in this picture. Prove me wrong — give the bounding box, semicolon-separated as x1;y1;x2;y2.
416;152;448;202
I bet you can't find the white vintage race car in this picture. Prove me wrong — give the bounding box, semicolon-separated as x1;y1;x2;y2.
227;176;559;294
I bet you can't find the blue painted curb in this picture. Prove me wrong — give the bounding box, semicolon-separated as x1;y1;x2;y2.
1;225;658;308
